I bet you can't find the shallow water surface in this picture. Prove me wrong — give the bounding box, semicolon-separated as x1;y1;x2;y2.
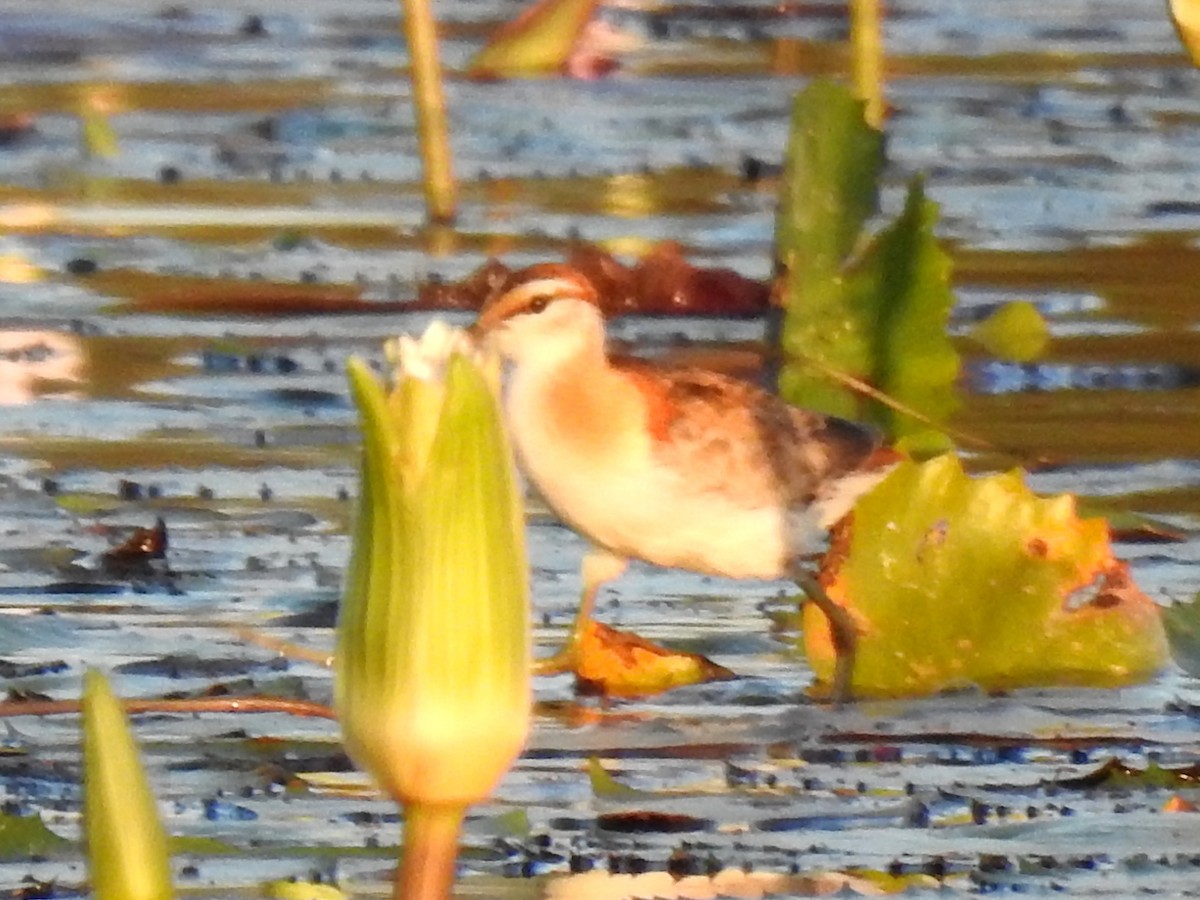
0;0;1199;896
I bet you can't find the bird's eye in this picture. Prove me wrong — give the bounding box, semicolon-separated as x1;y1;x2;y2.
528;296;551;314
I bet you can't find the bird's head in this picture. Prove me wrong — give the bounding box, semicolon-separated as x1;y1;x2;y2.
471;264;606;366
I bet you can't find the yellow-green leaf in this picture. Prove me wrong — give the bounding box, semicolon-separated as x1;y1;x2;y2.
1163;594;1200;676
803;455;1168;697
80;101;119;159
262;880;347;900
970;300;1049;362
82;669;173;900
468;0;600;78
0;812;71;862
586;757;644;799
776;82;959;449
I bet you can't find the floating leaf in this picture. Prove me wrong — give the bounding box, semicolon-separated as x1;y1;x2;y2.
467;0;602;78
484;808;532;839
262;880;347;900
1168;0;1200;66
970;300;1050;362
80;97;118;159
168;835;239;855
0;812;71;862
776;81;959;452
803;455;1168;697
1163;594;1200;676
415;243;769;316
587;757;645;799
1055;757;1200;791
573;621;734;698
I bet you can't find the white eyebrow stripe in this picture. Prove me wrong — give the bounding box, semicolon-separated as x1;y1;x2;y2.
508;278;586;303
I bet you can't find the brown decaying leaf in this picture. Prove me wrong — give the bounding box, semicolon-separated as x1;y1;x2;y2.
572;621;734;698
100;517;170;578
413;243;770;316
102;517;168;563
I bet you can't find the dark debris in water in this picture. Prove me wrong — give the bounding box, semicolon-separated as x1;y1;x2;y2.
0;661;67;680
99;517;168;577
1053;756;1200;791
114;654;288;680
596;811;713;834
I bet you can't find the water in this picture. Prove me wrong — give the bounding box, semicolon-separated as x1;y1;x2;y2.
0;0;1198;896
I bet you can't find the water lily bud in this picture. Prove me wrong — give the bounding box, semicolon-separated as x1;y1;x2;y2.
337;322;531;809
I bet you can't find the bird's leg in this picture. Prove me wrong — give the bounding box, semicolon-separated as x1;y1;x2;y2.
532;547;628;676
791;567;857;707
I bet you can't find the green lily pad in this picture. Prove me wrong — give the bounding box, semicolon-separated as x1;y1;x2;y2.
468;0;600;78
0;812;71;861
803;454;1168;697
1163;594;1200;676
970;300;1050;362
1055;757;1200;790
587;757;644;800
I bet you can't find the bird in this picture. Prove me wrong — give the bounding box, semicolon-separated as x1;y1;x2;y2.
471;262;900;702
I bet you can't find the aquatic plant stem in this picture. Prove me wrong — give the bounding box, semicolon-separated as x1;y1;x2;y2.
400;0;458;223
850;0;885;129
0;697;336;720
396;802;466;900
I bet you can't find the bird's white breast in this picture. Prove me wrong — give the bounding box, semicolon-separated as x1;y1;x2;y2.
504;365;833;580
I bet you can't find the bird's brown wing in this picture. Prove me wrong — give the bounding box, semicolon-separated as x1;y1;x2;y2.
617;362;882;510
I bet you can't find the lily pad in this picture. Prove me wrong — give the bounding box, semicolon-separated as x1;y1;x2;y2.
970;300;1050;362
803;454;1168;697
468;0;601;78
0;812;71;861
574;621;734;698
1163;593;1200;676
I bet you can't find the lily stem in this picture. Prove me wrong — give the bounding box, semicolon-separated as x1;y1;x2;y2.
399;0;458;223
396;802;466;900
850;0;885;129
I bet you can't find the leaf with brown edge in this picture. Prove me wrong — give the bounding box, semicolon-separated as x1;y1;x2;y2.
573;621;734;698
467;0;615;79
803;454;1168;698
